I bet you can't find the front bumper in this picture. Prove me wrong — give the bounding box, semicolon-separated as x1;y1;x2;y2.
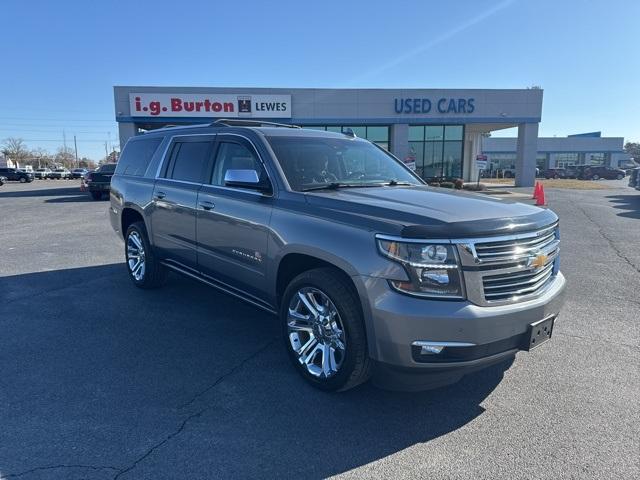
355;272;566;388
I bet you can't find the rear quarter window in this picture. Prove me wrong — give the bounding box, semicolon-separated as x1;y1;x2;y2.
115;137;163;176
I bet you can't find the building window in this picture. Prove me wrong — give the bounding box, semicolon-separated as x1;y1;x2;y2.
303;125;390;151
409;125;464;180
536;154;548;170
555;153;580;168
585;152;607;166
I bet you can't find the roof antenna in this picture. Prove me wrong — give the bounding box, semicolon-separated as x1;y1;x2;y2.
343;128;356;138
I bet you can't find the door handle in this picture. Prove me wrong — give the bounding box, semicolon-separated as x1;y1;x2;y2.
200;200;215;211
154;191;166;200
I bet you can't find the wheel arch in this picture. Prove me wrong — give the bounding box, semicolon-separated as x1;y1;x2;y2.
120;206;147;240
274;249;377;358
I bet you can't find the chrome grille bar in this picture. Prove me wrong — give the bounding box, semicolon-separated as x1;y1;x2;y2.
454;222;559;306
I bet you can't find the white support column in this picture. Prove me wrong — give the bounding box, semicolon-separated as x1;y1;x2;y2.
515;122;539;187
465;131;482;182
390;124;409;162
118;122;138;150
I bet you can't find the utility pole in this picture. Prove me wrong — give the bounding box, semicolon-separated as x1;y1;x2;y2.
73;135;78;167
104;142;109;160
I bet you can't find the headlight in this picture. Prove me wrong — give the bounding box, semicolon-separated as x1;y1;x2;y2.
377;237;465;299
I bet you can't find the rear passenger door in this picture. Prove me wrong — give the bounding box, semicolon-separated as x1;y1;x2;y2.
196;134;274;302
149;135;215;269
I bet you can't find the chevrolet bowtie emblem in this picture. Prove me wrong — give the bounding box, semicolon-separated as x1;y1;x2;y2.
529;253;548;269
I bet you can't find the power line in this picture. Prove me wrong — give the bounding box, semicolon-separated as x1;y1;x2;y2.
0;116;115;122
0;128;119;134
16;139;120;143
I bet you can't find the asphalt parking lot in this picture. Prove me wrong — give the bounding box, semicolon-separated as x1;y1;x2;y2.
1;179;639;480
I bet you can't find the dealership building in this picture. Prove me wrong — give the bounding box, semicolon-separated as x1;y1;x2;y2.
482;132;631;174
114;86;544;186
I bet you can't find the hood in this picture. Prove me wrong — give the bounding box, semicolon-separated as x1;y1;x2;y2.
304;185;558;238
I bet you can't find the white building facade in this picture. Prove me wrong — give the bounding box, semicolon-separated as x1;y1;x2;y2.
114;86;545;186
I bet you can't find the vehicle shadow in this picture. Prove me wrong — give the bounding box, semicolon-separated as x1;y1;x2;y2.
0;185;80;198
606;194;640;219
0;264;511;478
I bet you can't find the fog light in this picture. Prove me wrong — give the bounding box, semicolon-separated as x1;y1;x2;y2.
421;344;444;354
421;269;449;285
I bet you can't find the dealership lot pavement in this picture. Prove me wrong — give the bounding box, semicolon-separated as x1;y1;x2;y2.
1;180;639;480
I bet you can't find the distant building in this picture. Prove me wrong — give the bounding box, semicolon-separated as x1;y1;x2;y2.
482;132;631;173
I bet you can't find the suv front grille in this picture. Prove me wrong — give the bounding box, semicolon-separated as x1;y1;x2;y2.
482;261;555;301
473;224;556;263
455;223;560;306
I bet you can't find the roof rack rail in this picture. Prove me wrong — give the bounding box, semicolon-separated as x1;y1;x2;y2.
212;119;301;129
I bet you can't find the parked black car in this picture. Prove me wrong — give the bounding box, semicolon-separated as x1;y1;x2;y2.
84;163;116;200
582;166;626;180
543;168;570;179
0;167;34;183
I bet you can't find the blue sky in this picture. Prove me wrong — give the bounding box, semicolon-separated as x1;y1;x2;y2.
1;0;638;160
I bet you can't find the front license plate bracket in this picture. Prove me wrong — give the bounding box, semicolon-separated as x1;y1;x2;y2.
526;316;555;351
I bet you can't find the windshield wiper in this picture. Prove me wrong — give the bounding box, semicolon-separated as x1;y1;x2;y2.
386;179;414;186
301;182;383;192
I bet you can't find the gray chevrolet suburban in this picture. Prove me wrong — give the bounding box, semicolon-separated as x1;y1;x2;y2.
109;119;565;392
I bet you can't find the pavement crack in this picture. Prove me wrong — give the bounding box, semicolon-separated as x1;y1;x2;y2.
112;337;278;480
2;464;118;479
575;203;640;275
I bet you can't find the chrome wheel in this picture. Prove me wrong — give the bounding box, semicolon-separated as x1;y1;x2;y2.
126;231;146;281
287;287;346;379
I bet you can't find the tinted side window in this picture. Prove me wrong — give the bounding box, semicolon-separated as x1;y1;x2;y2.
100;164;117;173
166;141;212;183
210;142;264;186
115;137;162;176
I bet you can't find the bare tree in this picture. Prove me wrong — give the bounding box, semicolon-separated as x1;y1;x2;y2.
1;137;30;164
29;147;51;168
54;146;75;168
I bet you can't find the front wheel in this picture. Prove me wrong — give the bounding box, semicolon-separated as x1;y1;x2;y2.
125;221;167;289
281;268;371;392
592;174;600;180
19;177;26;183
616;173;623;180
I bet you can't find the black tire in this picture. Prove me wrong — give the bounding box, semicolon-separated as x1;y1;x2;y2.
616;174;623;180
553;174;559;179
19;177;26;183
90;191;102;200
592;174;599;180
124;221;167;289
281;267;372;392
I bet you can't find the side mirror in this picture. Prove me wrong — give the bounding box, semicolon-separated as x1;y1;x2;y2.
224;169;271;192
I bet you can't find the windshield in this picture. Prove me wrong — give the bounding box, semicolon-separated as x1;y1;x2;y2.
267;135;422;191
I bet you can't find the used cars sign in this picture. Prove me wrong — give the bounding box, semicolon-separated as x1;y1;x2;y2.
129;93;291;118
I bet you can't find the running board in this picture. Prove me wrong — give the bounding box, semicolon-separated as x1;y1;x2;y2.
160;261;277;315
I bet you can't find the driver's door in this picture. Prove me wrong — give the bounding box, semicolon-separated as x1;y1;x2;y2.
196;134;274;301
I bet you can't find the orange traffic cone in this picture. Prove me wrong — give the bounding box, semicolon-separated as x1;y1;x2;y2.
535;184;546;206
532;182;541;199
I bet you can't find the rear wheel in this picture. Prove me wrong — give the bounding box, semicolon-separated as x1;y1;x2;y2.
125;221;167;289
592;174;600;180
19;177;26;183
281;268;371;392
90;191;102;200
